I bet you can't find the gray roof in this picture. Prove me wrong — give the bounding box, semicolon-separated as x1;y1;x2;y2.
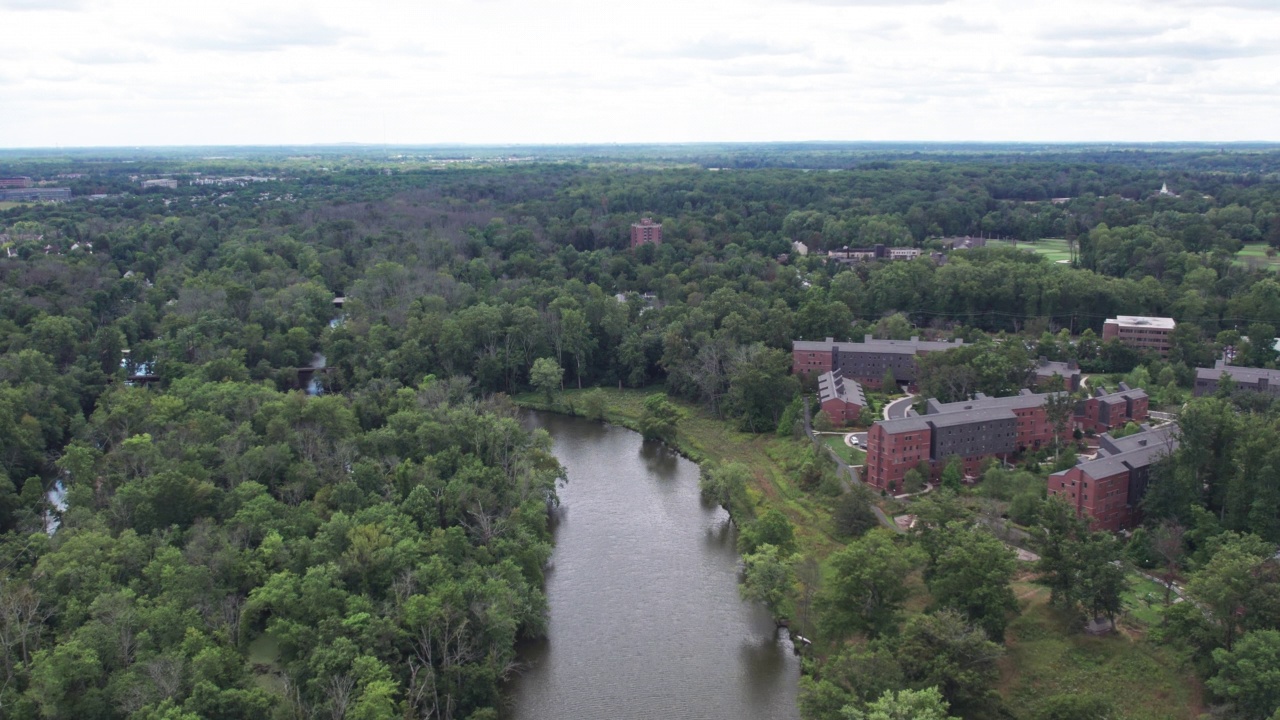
927;407;1016;426
1034;358;1080;378
1092;386;1149;403
1100;424;1177;456
927;389;1059;415
793;336;964;354
875;415;932;433
818;371;866;407
1055;425;1178;481
1196;363;1280;385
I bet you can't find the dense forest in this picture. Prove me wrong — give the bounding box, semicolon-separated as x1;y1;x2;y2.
4;144;1280;718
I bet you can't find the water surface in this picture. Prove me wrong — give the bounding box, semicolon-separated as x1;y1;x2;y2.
508;412;799;720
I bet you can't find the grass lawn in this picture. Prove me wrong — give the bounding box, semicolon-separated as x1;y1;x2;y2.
1234;242;1280;270
1122;574;1172;627
986;238;1074;263
820;434;865;465
0;202;29;211
999;582;1202;719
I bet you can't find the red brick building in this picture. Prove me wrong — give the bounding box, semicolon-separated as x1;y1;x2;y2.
0;177;32;189
1102;316;1175;357
630;217;662;248
1075;384;1149;434
817;371;866;426
864;389;1070;491
1048;424;1177;531
866;416;933;491
791;335;965;390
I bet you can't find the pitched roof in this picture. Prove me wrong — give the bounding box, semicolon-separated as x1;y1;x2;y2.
818;371;866;407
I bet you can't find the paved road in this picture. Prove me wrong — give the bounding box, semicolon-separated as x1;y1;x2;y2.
883;394;918;420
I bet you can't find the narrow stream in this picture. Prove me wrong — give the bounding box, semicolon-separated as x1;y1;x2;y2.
508;411;800;720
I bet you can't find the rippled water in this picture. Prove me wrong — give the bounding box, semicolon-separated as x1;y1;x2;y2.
507;412;799;720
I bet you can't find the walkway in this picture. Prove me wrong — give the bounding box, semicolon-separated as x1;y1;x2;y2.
804;398;902;533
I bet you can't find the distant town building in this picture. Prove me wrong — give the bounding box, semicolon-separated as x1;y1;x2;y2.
0;177;33;189
1194;360;1280;397
0;188;71;202
1033;357;1082;392
1075;384;1149;434
1048;424;1177;531
791;241;809;256
935;236;988;251
817;371;866;426
1102;315;1176;357
792;335;965;390
141;178;179;189
630;217;662;248
865;389;1069;491
827;244;922;264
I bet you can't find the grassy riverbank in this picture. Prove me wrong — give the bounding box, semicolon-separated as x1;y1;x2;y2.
514;387;1202;718
513;387;843;557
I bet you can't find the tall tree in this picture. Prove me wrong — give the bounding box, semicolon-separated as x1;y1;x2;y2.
819;530;922;638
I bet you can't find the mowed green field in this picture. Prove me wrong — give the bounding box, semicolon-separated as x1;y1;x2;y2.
1233;242;1280;270
985;238;1074;263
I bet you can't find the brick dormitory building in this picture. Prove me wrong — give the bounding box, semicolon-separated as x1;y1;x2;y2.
865;389;1067;491
792;336;966;391
817;370;867;425
1048;424;1177;531
1075;383;1149;434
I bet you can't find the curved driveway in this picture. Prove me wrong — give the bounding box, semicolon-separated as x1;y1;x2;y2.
883;394;918;420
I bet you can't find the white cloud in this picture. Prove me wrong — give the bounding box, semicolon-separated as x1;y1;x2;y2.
933;15;997;33
0;0;1277;145
667;37;805;60
177;13;355;52
0;0;83;10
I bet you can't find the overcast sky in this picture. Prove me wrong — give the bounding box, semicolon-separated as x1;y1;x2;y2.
2;0;1278;147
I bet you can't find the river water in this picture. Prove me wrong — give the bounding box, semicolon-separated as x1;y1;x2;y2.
508;412;800;720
